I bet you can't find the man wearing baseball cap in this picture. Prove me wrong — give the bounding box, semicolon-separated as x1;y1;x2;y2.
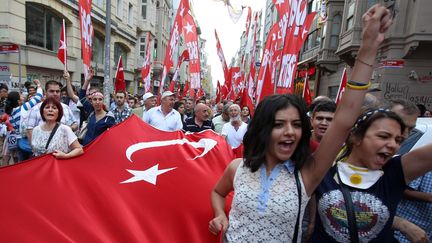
132;92;156;119
142;91;182;131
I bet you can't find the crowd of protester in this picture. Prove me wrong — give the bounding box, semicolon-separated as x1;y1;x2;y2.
0;4;431;242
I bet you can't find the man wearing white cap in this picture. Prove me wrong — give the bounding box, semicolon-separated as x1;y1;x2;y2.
132;92;156;119
143;91;182;131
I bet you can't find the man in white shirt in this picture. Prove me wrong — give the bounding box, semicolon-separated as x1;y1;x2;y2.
221;104;248;148
133;92;156;119
143;91;182;131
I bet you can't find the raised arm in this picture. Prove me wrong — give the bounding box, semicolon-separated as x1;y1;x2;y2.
301;4;393;196
22;79;43;111
402;143;432;184
64;70;79;103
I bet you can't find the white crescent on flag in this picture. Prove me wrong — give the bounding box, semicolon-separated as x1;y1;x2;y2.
126;138;218;162
122;138;218;185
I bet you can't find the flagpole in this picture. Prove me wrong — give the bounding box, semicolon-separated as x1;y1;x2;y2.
302;73;307;98
103;0;112;106
63;19;67;72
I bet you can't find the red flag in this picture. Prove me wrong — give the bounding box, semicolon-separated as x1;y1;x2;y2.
172;50;189;83
196;88;204;100
78;0;94;79
115;56;125;92
57;19;67;70
183;13;201;89
230;67;242;95
182;81;189;97
302;74;312;106
160;0;190;95
0;116;234;242
255;23;280;102
215;29;229;83
240;87;254;117
216;81;221;103
335;67;347;105
277;4;316;94
168;80;175;92
141;32;152;93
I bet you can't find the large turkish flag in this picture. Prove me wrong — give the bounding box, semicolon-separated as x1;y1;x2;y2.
0;115;234;242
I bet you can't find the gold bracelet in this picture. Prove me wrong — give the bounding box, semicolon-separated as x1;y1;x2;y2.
346;81;371;90
356;58;374;68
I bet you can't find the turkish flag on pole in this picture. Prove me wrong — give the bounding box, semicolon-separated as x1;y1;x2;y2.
168;80;175;92
141;32;152;93
216;81;221;103
335;67;347;105
115;56;126;92
57;19;67;71
302;74;312;106
160;0;190;95
0;116;234;242
78;0;93;79
215;29;229;83
182;81;189;97
183;13;201;89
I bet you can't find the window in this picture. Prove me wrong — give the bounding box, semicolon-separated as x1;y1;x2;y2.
92;33;104;64
114;43;128;67
330;14;342;49
321;23;327;48
153;39;158;60
26;3;62;51
94;0;104;8
117;0;123;18
346;1;355;30
139;36;146;57
141;0;147;19
128;3;133;25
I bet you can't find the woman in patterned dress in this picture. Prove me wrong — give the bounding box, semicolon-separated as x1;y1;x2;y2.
209;4;394;242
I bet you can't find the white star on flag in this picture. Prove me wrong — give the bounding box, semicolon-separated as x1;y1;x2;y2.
233;72;241;80
59;40;66;50
184;22;193;35
121;164;176;185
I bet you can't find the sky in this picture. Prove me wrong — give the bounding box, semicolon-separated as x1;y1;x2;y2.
177;0;267;89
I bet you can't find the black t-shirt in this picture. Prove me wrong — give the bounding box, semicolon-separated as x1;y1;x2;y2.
182;116;214;132
310;156;406;242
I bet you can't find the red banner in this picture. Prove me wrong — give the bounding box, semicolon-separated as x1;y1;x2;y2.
216;80;221;103
335;67;347;105
57;19;67;70
115;56;125;92
78;0;93;79
0;116;234;242
183;13;201;89
302;74;312;106
215;29;229;83
141;32;152;93
255;23;281;102
277;1;315;94
160;0;190;94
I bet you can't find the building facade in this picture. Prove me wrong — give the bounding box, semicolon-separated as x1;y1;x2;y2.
0;0;172;96
300;0;432;109
262;0;432;110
